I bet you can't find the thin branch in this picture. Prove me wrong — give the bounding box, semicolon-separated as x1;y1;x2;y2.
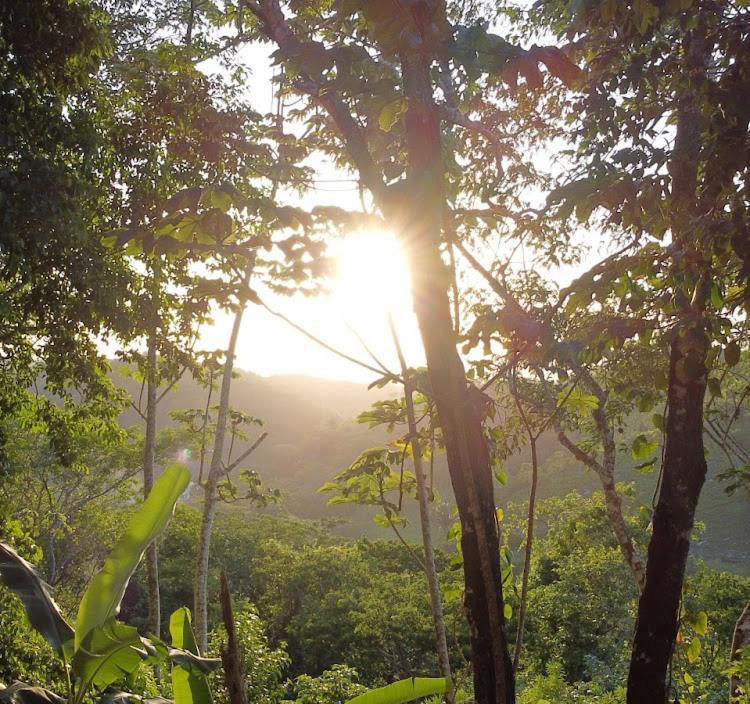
224;431;269;473
259;298;402;382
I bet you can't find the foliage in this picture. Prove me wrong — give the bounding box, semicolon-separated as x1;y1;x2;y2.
208;601;289;704
0;466;217;704
344;678;451;704
286;665;365;704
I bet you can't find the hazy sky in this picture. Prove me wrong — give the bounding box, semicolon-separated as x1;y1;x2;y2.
200;230;425;383
188;41;434;384
193;40;585;384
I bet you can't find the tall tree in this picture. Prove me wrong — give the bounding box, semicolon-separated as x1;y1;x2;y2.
0;0;132;459
529;0;750;698
234;3;579;699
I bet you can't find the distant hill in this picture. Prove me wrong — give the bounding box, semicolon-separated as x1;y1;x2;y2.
113;364;750;575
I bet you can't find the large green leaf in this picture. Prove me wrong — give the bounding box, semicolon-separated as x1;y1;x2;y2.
169;608;212;704
168;649;221;675
0;543;74;656
0;682;66;704
75;464;190;648
97;692;172;704
346;678;451;704
71;620;153;691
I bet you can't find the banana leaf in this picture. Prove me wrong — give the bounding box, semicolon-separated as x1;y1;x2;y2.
75;464;190;648
0;682;66;704
168;649;221;675
346;678;452;704
97;690;173;704
71;619;155;691
0;543;74;656
169;608;212;704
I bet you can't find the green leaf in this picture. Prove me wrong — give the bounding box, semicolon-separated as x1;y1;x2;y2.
169;608;213;704
168;648;221;675
709;282;723;309
504;603;513;619
97;693;172;704
631;434;658;460
693;610;708;636
75;464;190;648
0;543;74;656
686;636;701;663
564;386;599;413
346;678;451;704
494;469;508;486
0;682;66;704
71;620;152;690
725;341;741;367
378;98;407;132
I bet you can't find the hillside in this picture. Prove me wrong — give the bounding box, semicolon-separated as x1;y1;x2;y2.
115;366;750;574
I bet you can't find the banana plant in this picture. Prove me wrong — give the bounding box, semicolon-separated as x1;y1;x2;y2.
346;677;452;704
0;464;219;704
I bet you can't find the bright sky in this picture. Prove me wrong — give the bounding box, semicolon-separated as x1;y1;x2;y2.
195;43;430;383
202;229;425;382
194;39;588;384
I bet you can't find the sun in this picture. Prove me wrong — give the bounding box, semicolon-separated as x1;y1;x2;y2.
331;230;413;317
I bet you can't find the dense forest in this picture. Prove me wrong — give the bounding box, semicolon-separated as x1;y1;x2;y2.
1;1;749;704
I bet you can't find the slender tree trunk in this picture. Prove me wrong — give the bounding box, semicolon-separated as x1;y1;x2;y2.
513;434;538;670
194;294;247;652
219;571;248;704
389;316;454;704
730;600;750;701
396;42;514;704
580;369;646;592
626;337;708;703
627;23;708;703
557;427;645;589
144;331;161;638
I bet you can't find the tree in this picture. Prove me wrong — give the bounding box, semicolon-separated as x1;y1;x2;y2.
528;0;750;699
0;0;133;460
229;4;581;699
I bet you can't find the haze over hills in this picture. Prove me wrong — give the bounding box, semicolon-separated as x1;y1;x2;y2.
114;365;750;575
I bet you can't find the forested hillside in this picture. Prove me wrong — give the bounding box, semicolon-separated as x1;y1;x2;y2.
115;366;750;571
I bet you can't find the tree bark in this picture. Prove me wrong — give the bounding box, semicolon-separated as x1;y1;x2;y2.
556;428;645;590
219;571;248;704
194;293;247;652
730;599;750;701
396;43;515;704
513;433;538;670
627;22;709;703
626;337;708;703
389;316;454;704
144;331;161;639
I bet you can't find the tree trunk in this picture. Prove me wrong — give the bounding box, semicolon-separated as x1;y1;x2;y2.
730;599;750;701
144;331;161;638
557;426;645;589
513;435;538;670
626;335;708;703
194;297;246;652
389;316;454;704
219;571;248;704
627;22;708;703
396;45;514;704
